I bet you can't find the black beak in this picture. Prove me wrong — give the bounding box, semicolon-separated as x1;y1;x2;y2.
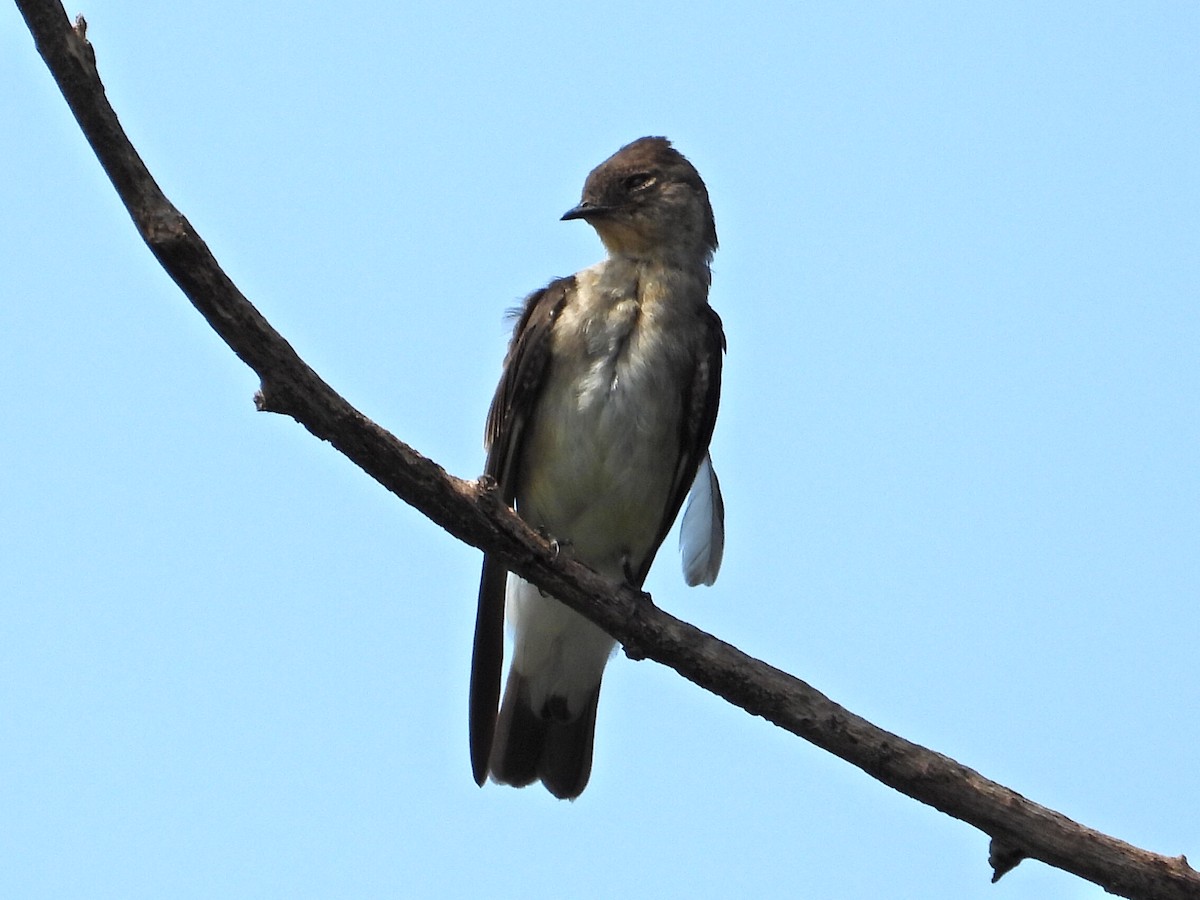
561;201;612;222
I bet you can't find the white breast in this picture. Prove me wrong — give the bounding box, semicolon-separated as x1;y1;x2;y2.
517;259;698;579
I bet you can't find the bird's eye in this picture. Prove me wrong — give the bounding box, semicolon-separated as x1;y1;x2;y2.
623;172;656;192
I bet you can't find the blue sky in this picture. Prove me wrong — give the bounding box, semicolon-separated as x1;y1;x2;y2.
3;2;1198;898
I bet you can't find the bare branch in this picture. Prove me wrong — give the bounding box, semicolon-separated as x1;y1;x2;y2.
14;2;1199;897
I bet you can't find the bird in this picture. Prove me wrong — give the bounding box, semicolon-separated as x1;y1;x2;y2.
469;136;726;799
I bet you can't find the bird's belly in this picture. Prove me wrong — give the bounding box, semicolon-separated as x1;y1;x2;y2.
518;361;680;577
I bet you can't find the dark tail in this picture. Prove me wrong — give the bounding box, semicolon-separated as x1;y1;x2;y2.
488;671;601;800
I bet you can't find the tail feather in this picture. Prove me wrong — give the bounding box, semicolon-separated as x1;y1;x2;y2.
538;686;600;799
488;673;543;788
489;671;602;800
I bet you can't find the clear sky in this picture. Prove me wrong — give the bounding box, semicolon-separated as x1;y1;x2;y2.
4;2;1198;898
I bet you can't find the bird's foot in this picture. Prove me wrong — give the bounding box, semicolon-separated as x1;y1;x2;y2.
537;527;573;562
621;553;637;586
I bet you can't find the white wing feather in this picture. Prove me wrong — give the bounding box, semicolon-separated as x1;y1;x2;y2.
679;453;725;587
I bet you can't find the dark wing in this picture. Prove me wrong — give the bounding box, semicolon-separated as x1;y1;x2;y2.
632;305;726;586
469;277;572;786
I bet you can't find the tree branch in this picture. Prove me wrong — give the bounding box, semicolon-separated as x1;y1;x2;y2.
15;2;1198;897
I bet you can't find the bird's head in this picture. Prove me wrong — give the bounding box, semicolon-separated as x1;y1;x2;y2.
562;136;717;262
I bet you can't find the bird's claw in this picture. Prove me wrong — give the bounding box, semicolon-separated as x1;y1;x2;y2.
537;527;572;562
